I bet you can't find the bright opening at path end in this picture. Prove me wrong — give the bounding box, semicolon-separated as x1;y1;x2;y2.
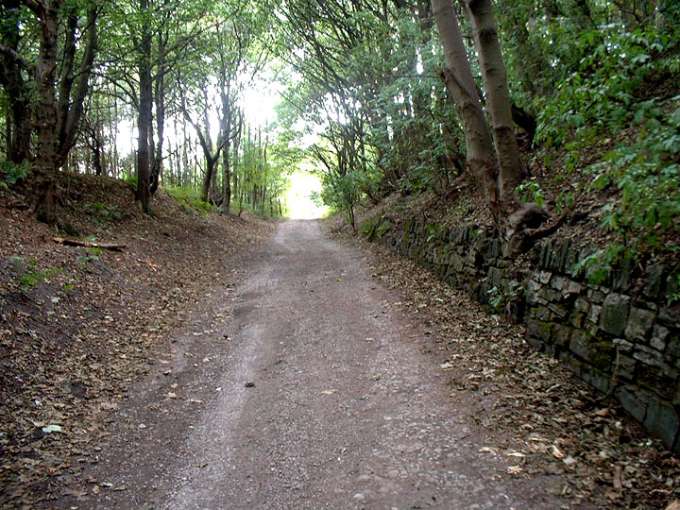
286;171;328;220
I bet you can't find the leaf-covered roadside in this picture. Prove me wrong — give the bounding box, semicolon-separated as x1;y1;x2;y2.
0;180;274;508
350;233;680;509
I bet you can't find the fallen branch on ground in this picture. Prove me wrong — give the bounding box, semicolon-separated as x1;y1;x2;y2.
52;237;126;251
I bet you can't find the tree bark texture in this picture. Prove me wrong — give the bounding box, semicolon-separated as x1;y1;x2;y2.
431;0;498;206
0;0;32;163
136;0;153;213
464;0;524;204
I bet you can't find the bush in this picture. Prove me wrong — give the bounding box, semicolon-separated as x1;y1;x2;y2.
0;160;29;189
121;172;137;190
83;202;124;223
535;25;679;149
165;186;216;216
16;258;62;290
587;101;680;252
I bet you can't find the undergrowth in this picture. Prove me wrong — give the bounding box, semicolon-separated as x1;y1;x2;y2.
532;22;680;271
165;186;216;216
10;257;63;290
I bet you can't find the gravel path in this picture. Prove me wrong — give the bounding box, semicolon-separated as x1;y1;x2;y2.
62;220;566;509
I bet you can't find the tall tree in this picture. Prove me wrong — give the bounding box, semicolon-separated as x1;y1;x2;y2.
463;0;524;203
136;0;152;212
0;0;99;223
431;0;498;205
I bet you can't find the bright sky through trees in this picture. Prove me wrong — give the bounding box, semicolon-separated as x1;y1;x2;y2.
285;170;327;219
115;76;281;158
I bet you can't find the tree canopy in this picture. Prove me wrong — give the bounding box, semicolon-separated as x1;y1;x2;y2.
0;0;678;253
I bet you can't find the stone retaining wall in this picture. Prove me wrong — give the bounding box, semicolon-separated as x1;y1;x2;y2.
362;216;680;452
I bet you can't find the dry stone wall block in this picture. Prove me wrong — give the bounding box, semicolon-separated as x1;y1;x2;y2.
625;307;656;341
600;293;631;336
364;216;680;452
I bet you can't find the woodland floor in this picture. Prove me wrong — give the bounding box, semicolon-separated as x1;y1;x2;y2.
1;183;679;509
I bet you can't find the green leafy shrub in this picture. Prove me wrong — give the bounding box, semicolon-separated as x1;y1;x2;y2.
487;281;523;313
86;246;104;257
83;202;124;223
669;273;680;304
536;26;678;149
121;172;137;190
572;244;631;285
320;170;362;228
516;179;545;207
17;258;62;290
0;160;29;189
166;186;216;216
587;101;680;251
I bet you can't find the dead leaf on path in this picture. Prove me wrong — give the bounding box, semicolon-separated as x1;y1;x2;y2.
613;465;623;491
507;465;523;475
550;445;565;459
42;424;63;434
62;488;87;498
563;456;577;466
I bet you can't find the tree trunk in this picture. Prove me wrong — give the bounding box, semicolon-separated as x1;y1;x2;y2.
202;156;220;203
464;0;524;204
0;0;32;164
222;138;231;212
33;3;61;225
136;0;152;213
112;88;120;177
431;0;498;207
150;31;168;195
232;125;240;207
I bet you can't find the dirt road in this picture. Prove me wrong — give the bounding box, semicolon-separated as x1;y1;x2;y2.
63;220;566;509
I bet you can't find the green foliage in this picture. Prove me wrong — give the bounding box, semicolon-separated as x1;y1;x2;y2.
573;244;630;285
535;24;679;149
0;160;29;188
359;217;378;238
516;179;545;207
555;190;575;215
487;281;523;313
77;255;100;265
669;273;680;304
587;100;680;251
425;223;444;243
166;186;216;216
360;216;392;241
121;173;137;190
83;202;124;223
17;258;63;290
319;170;361;226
